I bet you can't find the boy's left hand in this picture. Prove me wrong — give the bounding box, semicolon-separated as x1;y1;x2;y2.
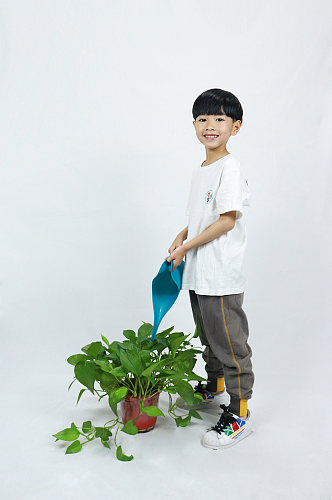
164;245;187;271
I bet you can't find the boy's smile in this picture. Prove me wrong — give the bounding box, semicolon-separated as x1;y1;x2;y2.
193;113;241;162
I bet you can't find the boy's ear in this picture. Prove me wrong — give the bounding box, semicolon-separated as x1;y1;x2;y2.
232;120;242;135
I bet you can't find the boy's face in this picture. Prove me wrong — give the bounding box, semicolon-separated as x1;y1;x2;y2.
193;113;241;150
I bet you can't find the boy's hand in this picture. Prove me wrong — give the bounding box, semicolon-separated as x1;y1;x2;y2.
164;245;187;271
167;235;185;255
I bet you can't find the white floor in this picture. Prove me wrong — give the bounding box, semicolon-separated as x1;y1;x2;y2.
2;369;331;500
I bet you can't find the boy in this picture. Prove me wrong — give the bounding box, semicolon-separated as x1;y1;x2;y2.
165;88;254;449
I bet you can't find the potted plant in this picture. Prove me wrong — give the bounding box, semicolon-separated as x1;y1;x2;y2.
52;321;207;461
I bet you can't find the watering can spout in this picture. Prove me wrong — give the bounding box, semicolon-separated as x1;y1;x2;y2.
151;256;185;341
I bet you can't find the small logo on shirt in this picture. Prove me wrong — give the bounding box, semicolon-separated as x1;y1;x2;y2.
205;189;213;204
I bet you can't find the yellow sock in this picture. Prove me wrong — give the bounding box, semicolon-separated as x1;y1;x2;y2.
216;377;225;392
239;399;248;418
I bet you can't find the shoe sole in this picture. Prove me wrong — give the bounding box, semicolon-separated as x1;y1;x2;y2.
201;428;253;450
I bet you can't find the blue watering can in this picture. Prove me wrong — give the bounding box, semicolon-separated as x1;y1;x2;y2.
151;255;185;341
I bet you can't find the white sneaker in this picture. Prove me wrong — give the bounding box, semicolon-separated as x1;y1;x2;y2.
175;381;228;410
201;404;253;449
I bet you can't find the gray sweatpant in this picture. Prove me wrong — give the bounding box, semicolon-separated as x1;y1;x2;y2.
189;290;254;415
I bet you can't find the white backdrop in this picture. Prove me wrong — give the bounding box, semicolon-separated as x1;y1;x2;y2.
1;1;332;499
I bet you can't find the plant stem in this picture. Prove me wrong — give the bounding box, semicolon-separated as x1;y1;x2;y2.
80;439;92;445
78;429;95;442
113;421;121;447
103;417;119;427
126;376;136;395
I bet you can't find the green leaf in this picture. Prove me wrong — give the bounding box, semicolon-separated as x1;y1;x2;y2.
186;348;204;355
137;322;152;337
178;415;191;427
76;388;86;406
95;427;112;441
169;334;186;355
67;354;89;366
53;427;80;441
155;368;176;378
81;341;103;359
141;360;163;377
74;361;96;393
188;409;203;420
101;334;110;346
123;329;136;341
154;338;169;353
93;359;113;372
108;340;121;352
187;372;208;382
67;378;76;391
140;341;156;351
99;371;117;384
95;427;112;440
168;367;186;380
121;341;139;351
140;350;151;363
121;419;139;435
181;358;196;374
193;319;200;338
82;421;92;433
156;326;174;338
109;403;118;417
111;366;128;377
119;349;145;376
116;445;134;461
94;427;103;438
175;349;196;360
105;345;120;363
65;440;82;454
174;416;182;427
99;372;118;393
142;405;164;417
175;380;195;406
108;386;128;406
169;331;186;338
136;337;151;346
101;439;110;448
193;393;203;404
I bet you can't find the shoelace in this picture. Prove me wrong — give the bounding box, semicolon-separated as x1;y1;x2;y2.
209;404;237;435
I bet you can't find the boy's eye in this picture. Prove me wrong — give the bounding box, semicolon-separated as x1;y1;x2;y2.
198;117;224;122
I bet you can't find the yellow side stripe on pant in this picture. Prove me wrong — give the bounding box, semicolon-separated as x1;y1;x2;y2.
220;297;242;399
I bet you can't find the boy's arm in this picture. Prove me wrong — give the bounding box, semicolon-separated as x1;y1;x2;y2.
178;225;188;240
183;211;236;252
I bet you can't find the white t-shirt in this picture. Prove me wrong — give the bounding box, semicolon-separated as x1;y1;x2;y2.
181;153;251;296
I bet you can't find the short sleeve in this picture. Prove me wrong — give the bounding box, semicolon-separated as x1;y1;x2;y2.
214;162;244;220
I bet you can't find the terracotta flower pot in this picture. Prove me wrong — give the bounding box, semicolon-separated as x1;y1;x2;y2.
121;392;161;432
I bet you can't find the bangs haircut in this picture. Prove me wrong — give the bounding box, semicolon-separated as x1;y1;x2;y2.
192;88;243;123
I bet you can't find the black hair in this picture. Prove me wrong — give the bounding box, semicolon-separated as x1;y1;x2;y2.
192;88;243;123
